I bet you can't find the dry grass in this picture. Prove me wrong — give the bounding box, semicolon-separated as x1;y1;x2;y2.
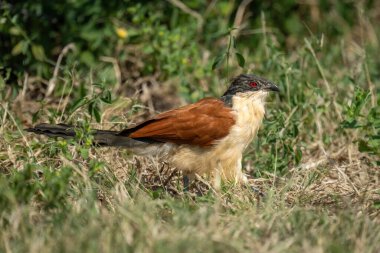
1;100;379;252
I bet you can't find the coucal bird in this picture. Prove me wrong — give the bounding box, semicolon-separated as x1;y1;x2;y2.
26;74;279;189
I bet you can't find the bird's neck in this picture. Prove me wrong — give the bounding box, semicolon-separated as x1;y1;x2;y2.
221;91;268;108
223;91;267;153
231;91;267;116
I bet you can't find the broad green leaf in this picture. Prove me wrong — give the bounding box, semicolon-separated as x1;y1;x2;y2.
89;101;101;123
69;97;87;113
235;52;245;68
31;44;46;61
93;108;101;123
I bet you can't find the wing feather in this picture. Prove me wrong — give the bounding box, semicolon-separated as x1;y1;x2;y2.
118;98;235;147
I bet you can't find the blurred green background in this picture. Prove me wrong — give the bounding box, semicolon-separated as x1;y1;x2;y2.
1;0;378;94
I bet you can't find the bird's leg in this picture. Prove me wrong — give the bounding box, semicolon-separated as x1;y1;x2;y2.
183;173;195;192
183;175;190;192
249;185;265;198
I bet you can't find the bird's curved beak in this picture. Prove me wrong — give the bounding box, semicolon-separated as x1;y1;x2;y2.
264;83;280;92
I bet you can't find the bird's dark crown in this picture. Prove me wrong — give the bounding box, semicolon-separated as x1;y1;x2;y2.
221;74;279;106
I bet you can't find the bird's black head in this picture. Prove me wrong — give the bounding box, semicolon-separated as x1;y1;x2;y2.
221;74;279;106
222;74;279;97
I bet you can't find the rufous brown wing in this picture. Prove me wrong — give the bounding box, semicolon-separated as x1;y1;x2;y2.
119;98;235;147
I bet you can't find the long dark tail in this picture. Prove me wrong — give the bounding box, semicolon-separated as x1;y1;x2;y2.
25;123;147;148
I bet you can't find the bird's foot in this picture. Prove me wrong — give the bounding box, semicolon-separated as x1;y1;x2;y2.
183;175;190;192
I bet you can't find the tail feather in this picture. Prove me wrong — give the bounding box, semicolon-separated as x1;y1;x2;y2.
25;123;148;148
25;123;78;138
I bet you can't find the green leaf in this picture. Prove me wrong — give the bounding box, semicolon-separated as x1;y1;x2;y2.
80;148;89;159
212;52;226;70
80;51;95;66
9;26;23;36
93;108;101;123
31;44;46;61
89;101;101;123
12;41;27;56
69;97;88;113
100;90;112;104
235;52;245;68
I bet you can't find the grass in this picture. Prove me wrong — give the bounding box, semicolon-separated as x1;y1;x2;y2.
0;1;380;252
0;148;378;252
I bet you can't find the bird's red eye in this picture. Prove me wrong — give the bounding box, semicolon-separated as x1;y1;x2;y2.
249;82;258;88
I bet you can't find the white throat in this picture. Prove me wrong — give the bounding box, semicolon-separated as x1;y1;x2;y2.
230;90;268;149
